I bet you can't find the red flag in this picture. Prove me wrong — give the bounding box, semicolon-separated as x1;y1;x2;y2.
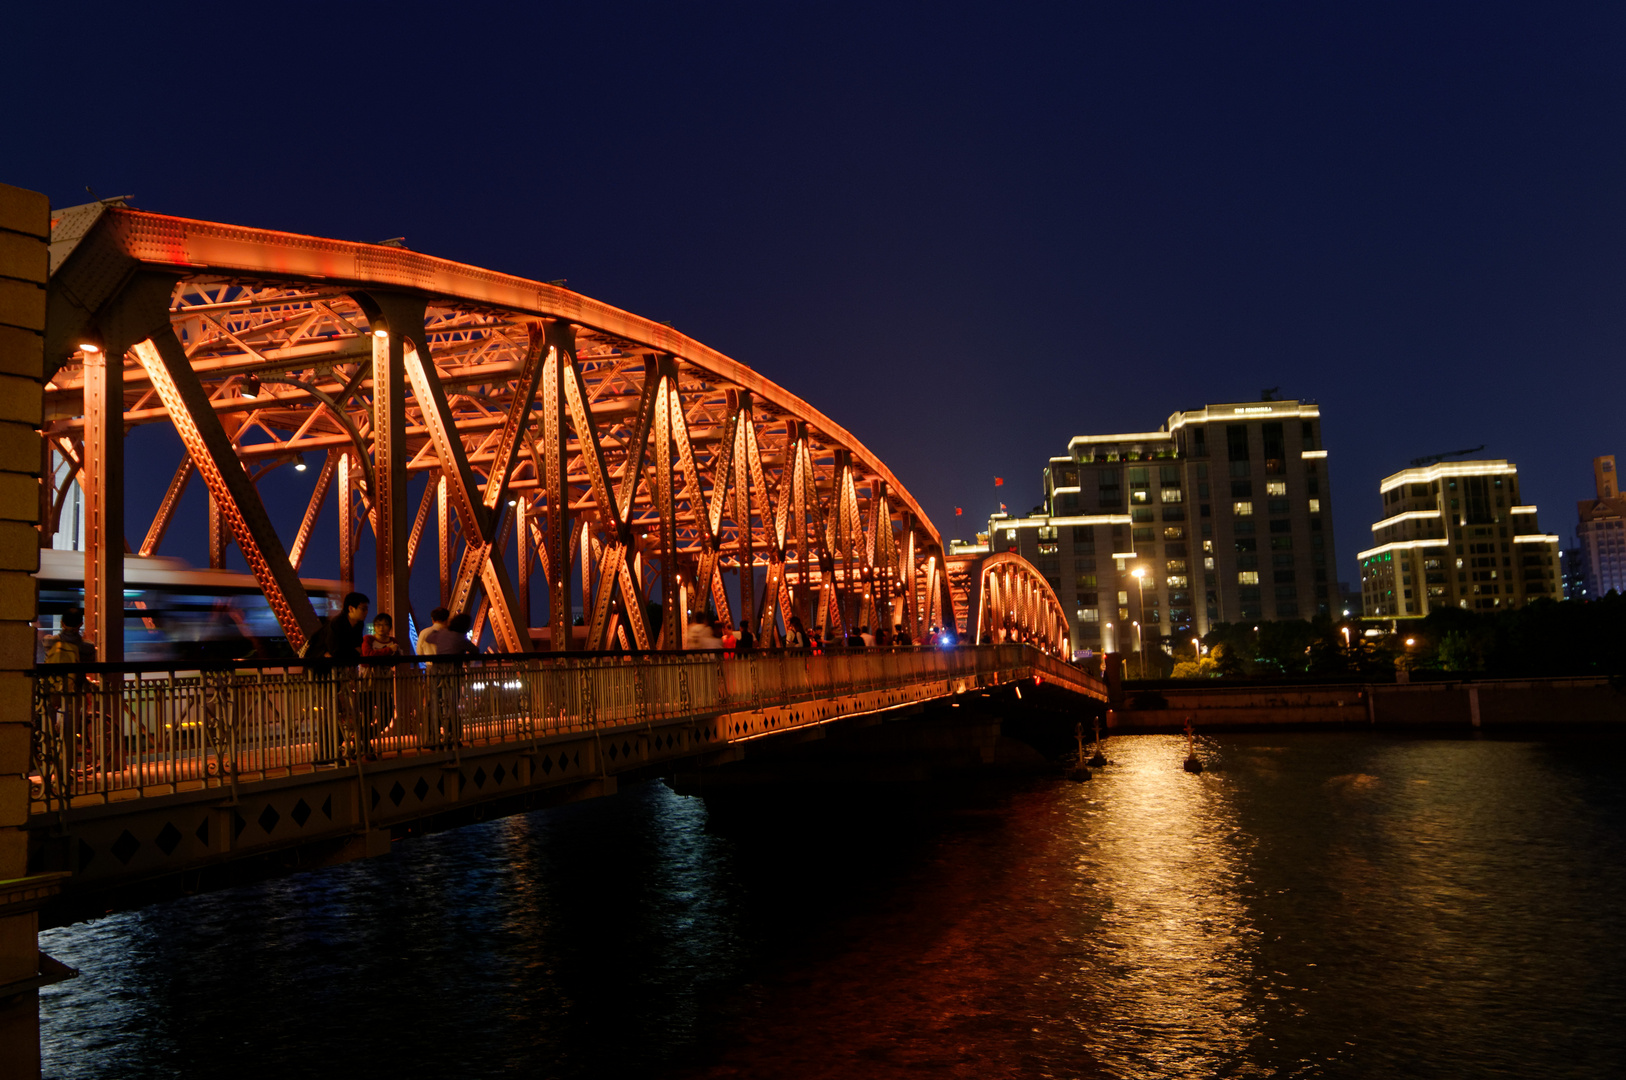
994;477;1004;487
999;502;1007;513
955;507;963;516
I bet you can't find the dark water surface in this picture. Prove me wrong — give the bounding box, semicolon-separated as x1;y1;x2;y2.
38;733;1626;1078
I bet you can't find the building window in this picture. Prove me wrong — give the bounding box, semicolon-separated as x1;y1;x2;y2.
1267;499;1290;516
1132;489;1149;503
1037;526;1058;540
1078;607;1100;622
1238;571;1259;585
1227;425;1250;461
1038;543;1058;555
1132;527;1154;541
1204;556;1215;570
1131;507;1153;522
1234;501;1254;516
1167;575;1188;588
1161;488;1183;504
1308;498;1321;513
1167;559;1187;572
1164;526;1185;540
1266;480;1287;496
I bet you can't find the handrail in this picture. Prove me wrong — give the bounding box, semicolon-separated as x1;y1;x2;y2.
29;645;1101;813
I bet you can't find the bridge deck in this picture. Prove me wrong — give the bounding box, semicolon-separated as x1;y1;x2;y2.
28;646;1102;919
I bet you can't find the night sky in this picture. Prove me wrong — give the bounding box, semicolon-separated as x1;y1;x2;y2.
5;1;1625;598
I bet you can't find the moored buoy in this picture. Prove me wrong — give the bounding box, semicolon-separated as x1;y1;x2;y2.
1183;755;1203;774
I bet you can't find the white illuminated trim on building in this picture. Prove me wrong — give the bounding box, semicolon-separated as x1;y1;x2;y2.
1356;538;1450;561
1379;460;1516;493
1110;551;1138;560
1370;509;1442;531
1067;431;1172;446
1301;449;1328;460
1513;534;1560;544
948;542;990;555
1050;485;1081;494
1510;505;1538;514
995;514;1132;529
1167;402;1320;429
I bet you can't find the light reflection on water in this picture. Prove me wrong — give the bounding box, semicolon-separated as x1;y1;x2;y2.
38;732;1626;1079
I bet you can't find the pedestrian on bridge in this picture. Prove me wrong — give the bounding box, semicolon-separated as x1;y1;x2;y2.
417;607;450;655
784;616;809;651
361;613;400;757
736;621;755;653
303;592;370;764
894;624;912;648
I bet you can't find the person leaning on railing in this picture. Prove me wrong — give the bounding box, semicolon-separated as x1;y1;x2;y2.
360;612;400;758
43;609;93;778
301;591;369;764
422;612;478;748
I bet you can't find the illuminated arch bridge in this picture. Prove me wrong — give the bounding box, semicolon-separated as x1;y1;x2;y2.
43;203;1071;658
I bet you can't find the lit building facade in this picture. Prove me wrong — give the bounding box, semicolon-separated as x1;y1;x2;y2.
1358;460;1560;616
1577;454;1626;598
956;399;1338;657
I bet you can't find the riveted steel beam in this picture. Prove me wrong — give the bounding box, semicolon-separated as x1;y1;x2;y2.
131;328;319;650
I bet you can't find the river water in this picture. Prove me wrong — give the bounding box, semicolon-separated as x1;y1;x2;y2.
37;732;1626;1078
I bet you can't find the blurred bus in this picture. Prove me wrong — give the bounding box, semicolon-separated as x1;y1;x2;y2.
35;549;344;663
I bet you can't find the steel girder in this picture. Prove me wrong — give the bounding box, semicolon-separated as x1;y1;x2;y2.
44;208;957;653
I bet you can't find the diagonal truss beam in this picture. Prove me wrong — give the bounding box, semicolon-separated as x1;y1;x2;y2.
132;328;319;649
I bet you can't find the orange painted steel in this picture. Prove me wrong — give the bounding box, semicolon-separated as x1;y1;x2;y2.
46;207;960;652
971;551;1072;655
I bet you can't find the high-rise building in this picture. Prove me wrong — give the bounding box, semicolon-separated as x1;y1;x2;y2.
954;398;1338;657
1358;459;1560;617
1577;454;1626;598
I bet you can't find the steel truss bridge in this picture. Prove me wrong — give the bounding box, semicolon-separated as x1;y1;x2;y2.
26;204;1096;918
44;203;1073;658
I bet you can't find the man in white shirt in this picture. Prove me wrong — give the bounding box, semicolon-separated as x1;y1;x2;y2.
417;607;450;655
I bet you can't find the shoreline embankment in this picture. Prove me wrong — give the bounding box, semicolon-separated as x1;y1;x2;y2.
1105;675;1626;733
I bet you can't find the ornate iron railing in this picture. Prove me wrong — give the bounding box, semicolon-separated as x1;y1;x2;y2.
31;645;1099;812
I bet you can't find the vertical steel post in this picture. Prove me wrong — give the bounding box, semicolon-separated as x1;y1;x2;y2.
655;360;679;650
370;313;411;635
730;392;754;637
541;329;570;650
516;494;531;639
82;343;123;661
338;451;354;595
208;495;227;569
437;473;451;608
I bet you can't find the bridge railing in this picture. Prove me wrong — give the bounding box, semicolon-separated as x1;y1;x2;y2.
30;645;1098;811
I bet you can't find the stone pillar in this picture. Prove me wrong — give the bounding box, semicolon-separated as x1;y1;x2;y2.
0;182;53;1079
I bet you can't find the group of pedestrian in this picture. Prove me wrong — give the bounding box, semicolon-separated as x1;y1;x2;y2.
300;594;483;762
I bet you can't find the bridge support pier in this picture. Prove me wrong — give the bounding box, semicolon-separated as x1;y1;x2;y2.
0;183;53;1080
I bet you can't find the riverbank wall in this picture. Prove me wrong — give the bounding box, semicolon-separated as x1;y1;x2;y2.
1105;676;1626;732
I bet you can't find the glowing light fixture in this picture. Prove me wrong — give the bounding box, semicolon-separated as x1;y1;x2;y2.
79;342;101;354
374;329;388;339
294;460;308;472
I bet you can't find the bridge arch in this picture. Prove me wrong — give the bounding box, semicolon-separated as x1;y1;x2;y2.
971;551;1071;656
44;205;958;656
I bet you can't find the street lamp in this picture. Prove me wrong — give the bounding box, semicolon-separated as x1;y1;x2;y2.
1131;565;1148;678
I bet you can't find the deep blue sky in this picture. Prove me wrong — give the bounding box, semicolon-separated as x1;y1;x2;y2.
6;1;1626;594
